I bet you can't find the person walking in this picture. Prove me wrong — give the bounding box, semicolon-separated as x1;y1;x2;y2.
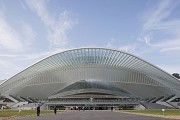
37;105;41;116
54;106;57;114
111;107;113;111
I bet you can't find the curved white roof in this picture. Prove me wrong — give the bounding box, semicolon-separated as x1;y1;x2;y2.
0;80;7;86
0;48;180;99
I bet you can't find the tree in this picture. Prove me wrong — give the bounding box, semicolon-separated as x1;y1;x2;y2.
172;73;180;79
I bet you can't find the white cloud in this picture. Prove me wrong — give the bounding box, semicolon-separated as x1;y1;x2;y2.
0;47;67;80
26;0;53;27
160;47;180;53
17;48;66;61
106;38;116;48
48;11;75;48
142;0;174;30
0;0;76;79
0;59;22;80
26;0;77;49
0;47;66;61
157;64;180;74
0;9;37;79
19;0;27;10
118;45;136;53
0;10;36;52
0;11;23;51
21;23;36;47
139;0;180;54
106;38;137;53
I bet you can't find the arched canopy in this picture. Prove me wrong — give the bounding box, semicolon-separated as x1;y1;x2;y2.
0;48;180;99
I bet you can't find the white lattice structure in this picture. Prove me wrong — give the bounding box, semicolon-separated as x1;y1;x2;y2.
0;48;180;101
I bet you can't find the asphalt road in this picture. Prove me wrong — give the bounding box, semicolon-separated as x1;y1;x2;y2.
11;111;175;120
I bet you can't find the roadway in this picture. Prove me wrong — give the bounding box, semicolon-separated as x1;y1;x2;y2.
12;110;174;120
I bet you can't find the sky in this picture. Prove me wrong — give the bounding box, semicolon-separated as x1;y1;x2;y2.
0;0;180;80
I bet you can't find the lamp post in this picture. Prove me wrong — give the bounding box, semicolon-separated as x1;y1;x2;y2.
162;109;165;116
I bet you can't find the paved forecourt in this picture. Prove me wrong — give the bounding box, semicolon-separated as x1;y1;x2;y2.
10;111;175;120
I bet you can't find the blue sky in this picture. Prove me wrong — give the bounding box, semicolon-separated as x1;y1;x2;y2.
0;0;180;80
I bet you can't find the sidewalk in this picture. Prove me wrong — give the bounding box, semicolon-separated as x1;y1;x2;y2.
119;111;180;120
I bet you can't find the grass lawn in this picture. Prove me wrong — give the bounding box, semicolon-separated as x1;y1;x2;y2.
120;109;180;116
0;110;63;117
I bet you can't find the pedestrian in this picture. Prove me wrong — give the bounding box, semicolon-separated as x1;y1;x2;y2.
54;106;57;114
111;107;113;111
37;105;41;116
